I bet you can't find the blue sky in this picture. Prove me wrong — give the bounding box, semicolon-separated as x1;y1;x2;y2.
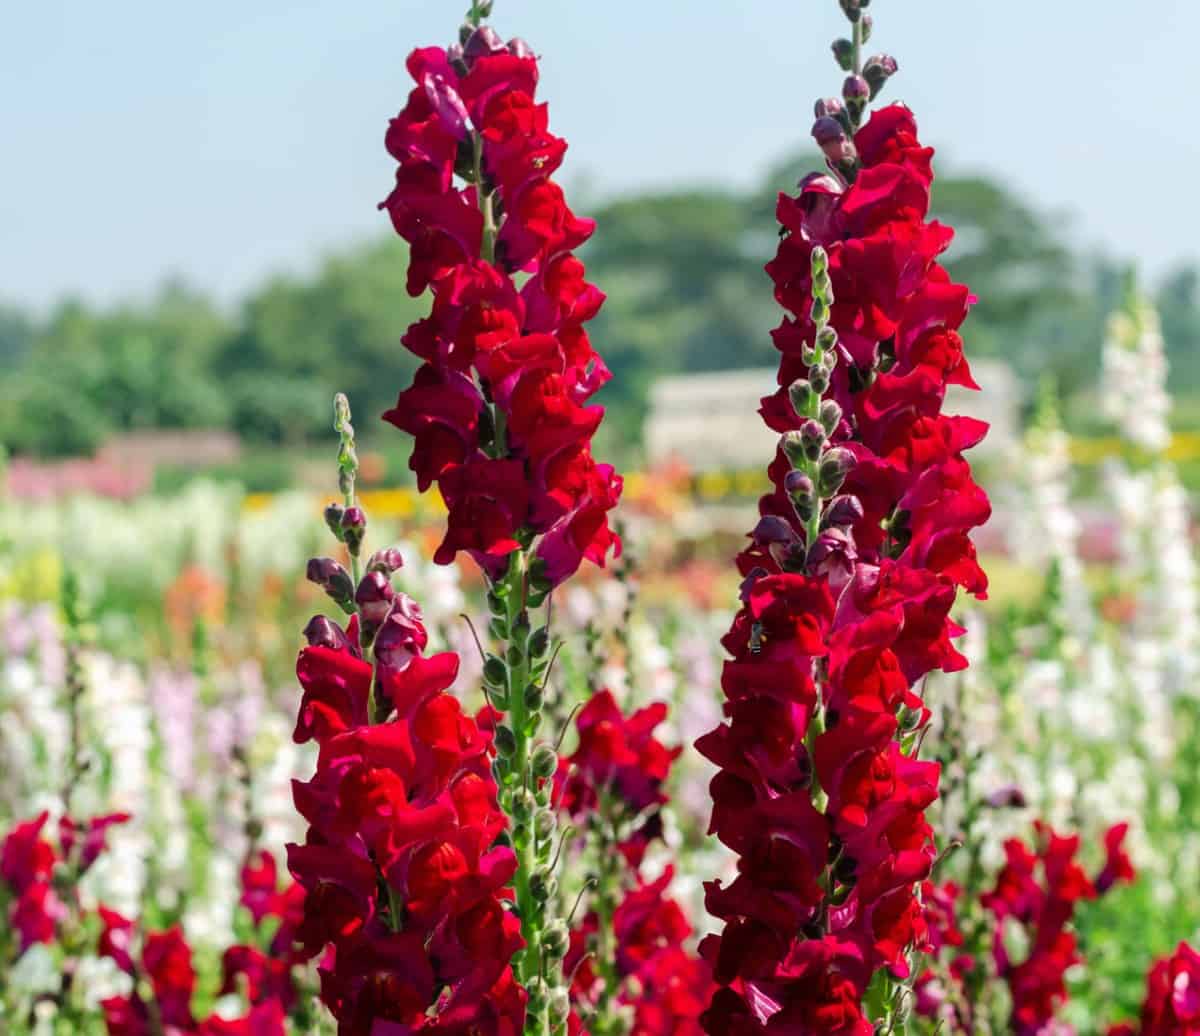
3;1;1197;311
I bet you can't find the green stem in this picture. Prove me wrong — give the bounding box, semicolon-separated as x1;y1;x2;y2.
851;13;863;75
494;550;552;1036
472;131;498;265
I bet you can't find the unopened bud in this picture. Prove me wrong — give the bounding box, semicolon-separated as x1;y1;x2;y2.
785;471;817;523
306;558;355;613
340;507;366;555
800;419;826;460
527;626;550;659
808;362;830;395
463;25;505;62
543;922;570;960
323;503;345;541
863;54;898;99
842;74;870;121
788;379;817;418
483;654;508;689
531;743;558;780
831;38;854;71
507;36;534;59
494;725;517;757
818;448;856;495
861;14;873;42
839;0;864;21
525;977;548;1014
811;116;854;166
366;547;404;575
823;494;864;529
302;615;352;651
534;808;556;841
354;570;395;631
523;682;545;712
816;325;838;353
752;515;797;549
530;870;558;903
819;399;843;436
548;987;571;1025
512;787;536;823
781;431;808;469
814;96;846;122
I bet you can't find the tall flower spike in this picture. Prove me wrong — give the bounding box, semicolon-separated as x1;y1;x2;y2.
697;2;990;1031
287;394;525;1033
378;6;623;1031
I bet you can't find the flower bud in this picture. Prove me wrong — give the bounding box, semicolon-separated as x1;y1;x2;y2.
373;597;427;672
302;615;352;651
811;116;854;166
808;362;830;396
306;558;355;613
861;14;873;42
534;808;556;841
823;493;864;529
483;654;508;689
814;96;846;122
531;743;558;780
785;471;817;524
523;682;545;712
818;447;856;496
781;431;808;469
800;419;826;460
323;502;345;541
839;0;865;20
842;74;870;122
863;54;898;99
816;326;838;353
819;399;843;436
494;724;517;757
340;507;366;555
831;38;854;71
464;25;506;62
548;987;571;1026
530;870;558;903
507;37;534;58
543;921;570;960
527;626;550;659
366;547;404;575
752;515;797;549
354;570;395;632
788;378;816;418
512;787;536;823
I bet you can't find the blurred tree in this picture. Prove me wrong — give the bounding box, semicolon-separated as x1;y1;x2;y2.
221;237;426;444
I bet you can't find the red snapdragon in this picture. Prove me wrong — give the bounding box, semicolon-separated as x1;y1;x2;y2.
979;823;1134;1035
560;691;713;1035
381;27;621;587
696;9;990;1030
1113;942;1200;1035
287;568;525;1034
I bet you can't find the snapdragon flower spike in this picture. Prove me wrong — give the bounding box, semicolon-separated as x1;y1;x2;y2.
287;551;525;1034
380;15;621;589
99;901;295;1035
976;822;1134;1035
559;691;713;1036
696;5;990;1032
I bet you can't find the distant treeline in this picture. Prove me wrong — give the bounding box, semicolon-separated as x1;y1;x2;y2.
6;152;1200;459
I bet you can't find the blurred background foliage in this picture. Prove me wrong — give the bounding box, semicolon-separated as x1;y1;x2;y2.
7;154;1200;466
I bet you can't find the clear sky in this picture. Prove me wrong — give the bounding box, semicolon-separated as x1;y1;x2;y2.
3;1;1196;312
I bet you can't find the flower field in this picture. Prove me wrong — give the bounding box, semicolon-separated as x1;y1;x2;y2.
4;1;1200;1034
